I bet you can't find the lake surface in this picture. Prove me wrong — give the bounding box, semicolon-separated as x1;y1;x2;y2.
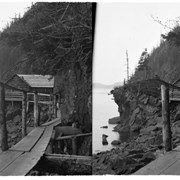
93;87;120;154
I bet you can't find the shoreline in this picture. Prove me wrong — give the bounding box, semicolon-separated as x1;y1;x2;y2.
93;114;165;175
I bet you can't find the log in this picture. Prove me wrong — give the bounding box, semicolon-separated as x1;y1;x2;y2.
22;92;27;137
0;84;8;151
40;153;92;175
41;118;61;127
161;84;172;151
55;133;92;141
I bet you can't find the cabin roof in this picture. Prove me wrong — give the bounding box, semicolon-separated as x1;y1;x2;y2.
17;74;54;88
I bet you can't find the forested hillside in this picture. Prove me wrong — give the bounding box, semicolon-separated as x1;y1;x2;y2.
129;25;180;84
0;2;93;131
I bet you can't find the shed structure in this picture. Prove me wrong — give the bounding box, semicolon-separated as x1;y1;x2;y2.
5;74;54;103
170;79;180;102
5;74;56;127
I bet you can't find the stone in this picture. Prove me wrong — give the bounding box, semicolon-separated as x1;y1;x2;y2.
144;97;149;105
101;126;108;129
174;109;180;122
172;121;180;136
108;116;120;124
149;96;157;105
128;149;145;155
129;108;140;126
127;153;144;159
116;125;130;132
139;151;156;164
102;134;108;145
143;105;156;114
140;126;157;135
111;157;124;170
131;125;141;132
111;140;121;146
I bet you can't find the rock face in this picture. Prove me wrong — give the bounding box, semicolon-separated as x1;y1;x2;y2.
108;116;120;124
101;126;108;129
102;134;108;145
111;140;121;146
93;80;180;175
112;81;164;135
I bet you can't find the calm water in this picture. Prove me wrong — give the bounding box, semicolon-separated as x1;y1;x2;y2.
93;87;120;154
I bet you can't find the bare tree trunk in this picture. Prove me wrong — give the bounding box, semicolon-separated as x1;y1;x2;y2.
0;84;8;151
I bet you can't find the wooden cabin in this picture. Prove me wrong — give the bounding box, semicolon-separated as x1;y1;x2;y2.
5;74;54;103
170;79;180;102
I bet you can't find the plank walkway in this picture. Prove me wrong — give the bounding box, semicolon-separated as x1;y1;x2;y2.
134;146;180;175
0;118;61;176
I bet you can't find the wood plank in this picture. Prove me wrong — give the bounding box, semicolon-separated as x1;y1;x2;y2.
31;125;54;152
170;98;180;102
41;118;61;127
10;127;45;152
134;150;180;175
0;151;23;173
45;153;92;159
0;151;42;176
56;133;92;141
160;159;180;175
45;153;92;166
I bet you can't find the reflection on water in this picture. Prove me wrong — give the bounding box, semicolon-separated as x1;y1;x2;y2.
93;88;120;154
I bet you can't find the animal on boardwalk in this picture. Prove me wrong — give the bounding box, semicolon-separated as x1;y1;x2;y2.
53;125;82;154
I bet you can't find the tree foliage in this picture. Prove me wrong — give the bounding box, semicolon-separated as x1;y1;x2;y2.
0;2;92;76
130;26;180;84
0;2;93;131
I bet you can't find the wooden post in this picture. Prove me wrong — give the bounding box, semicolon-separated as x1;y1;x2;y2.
51;93;54;117
72;137;77;155
49;93;51;109
161;84;172;151
53;94;57;118
0;84;8;151
34;92;39;127
22;91;27;138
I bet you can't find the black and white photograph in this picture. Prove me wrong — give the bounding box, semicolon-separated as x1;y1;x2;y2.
1;0;180;177
93;2;180;175
0;2;93;175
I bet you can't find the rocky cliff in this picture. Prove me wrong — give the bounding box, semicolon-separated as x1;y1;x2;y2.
93;80;180;175
112;80;180;147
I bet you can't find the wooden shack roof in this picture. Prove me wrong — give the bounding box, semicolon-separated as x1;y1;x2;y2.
17;74;54;88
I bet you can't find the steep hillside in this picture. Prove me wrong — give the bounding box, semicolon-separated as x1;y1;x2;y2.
130;26;180;84
0;2;93;131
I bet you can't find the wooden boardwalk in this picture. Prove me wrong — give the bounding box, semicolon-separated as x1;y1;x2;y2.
134;146;180;175
0;118;60;176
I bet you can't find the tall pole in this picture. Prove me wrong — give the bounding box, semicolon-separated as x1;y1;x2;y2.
126;50;129;81
22;91;27;137
53;94;57;118
0;84;8;151
161;84;172;151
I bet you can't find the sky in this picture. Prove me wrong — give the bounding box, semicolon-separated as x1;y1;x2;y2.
93;3;180;85
0;2;32;31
